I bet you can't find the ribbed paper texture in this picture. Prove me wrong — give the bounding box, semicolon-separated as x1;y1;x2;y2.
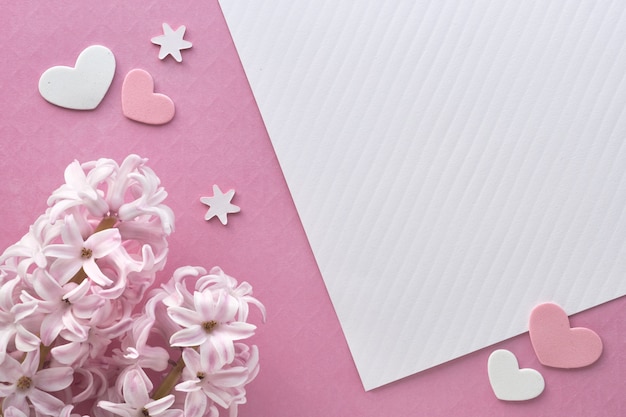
220;0;626;389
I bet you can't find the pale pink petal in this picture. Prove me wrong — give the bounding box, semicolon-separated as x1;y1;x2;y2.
0;382;14;398
215;294;239;323
204;388;230;409
0;327;15;363
97;401;135;417
40;312;64;345
72;295;104;319
21;349;40;375
210;367;249;388
2;394;29;415
170;327;206;347
107;154;145;210
122;370;150;408
0;355;24;382
71;368;94;403
64;279;90;300
3;405;28;417
15;325;41;352
51;341;87;365
0;278;18;311
35;367;73;391
194;291;215;319
168;306;201;327
208;339;235;364
137;345;169;372
161;409;184;417
12;302;38;321
183;390;207;417
61;312;88;341
86;229;121;258
27;388;65;415
50;257;83;284
61;215;86;248
220;322;257;340
63;161;90;194
42;244;79;259
33;270;63;301
174;379;201;393
182;348;202;373
83;259;113;286
145;395;175;415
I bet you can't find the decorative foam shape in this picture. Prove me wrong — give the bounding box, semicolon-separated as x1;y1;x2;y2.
488;349;545;402
528;303;603;368
121;69;175;125
38;45;115;110
200;185;240;225
151;23;193;63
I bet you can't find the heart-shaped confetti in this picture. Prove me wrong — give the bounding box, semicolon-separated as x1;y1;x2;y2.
488;349;545;401
529;302;602;368
38;45;116;110
121;69;175;125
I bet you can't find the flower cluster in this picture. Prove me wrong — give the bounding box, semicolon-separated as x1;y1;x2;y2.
0;155;264;417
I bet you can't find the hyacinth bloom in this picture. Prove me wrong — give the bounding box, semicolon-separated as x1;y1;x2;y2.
98;370;182;417
175;347;250;416
0;278;40;362
44;214;121;285
196;267;266;323
0;350;73;415
22;270;104;345
0;156;262;416
168;290;256;363
47;159;113;220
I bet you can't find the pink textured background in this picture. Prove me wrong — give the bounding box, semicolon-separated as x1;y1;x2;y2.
1;1;624;416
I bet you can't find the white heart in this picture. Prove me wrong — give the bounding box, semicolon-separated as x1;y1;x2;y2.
38;45;116;110
488;349;545;401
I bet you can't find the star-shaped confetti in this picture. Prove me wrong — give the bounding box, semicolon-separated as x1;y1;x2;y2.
200;185;240;225
151;23;192;62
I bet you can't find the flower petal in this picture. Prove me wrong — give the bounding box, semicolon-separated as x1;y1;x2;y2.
168;306;200;327
210;367;249;388
97;401;136;417
182;348;202;373
49;257;83;285
40;312;64;346
2;394;29;416
0;355;24;383
145;394;175;415
21;349;40;375
174;379;201;393
86;229;121;258
83;259;113;286
42;244;79;259
122;370;150;408
3;406;29;417
183;390;207;417
169;327;206;347
27;388;65;415
35;367;73;391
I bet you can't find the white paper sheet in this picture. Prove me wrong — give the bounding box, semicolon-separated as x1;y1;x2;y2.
220;0;626;390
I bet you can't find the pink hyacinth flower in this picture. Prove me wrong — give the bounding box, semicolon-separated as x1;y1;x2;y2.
0;350;73;416
44;214;121;286
168;290;256;363
98;369;182;417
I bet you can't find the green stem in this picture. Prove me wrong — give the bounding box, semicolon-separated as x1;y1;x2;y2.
152;356;186;400
38;343;52;370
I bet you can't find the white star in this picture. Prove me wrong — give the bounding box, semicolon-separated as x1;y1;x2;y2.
151;23;193;62
200;185;241;225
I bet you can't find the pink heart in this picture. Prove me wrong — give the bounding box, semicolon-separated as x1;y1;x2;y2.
122;69;175;125
528;302;602;368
